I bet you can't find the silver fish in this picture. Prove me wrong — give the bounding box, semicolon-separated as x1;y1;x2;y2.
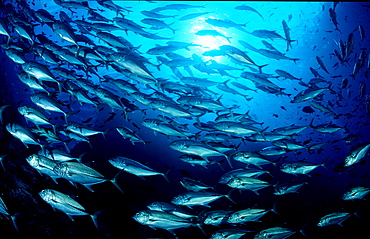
132;210;194;234
342;186;370;200
108;156;169;182
39;189;100;229
171;191;234;208
6;123;42;149
53;161;122;192
317;212;351;227
254;226;295;239
344;143;370;167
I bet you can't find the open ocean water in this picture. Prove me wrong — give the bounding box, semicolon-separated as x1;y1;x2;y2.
0;1;370;238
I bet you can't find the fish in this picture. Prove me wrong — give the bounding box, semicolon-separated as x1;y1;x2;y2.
6;122;42;149
53;161;122;193
275;69;302;81
226;208;271;224
141;118;194;138
328;8;341;33
280;158;327;175
151;3;205;12
342;186;370;200
147;202;196;219
234;4;263;19
198;210;233;226
316;56;330;74
317;212;351;227
12;22;34;46
52;21;81;53
291;85;331;103
258;49;299;63
310;121;344;134
274;182;307;195
249;29;286;41
180;177;214;192
5;48;26;64
39;189;101;229
220;45;268;72
179;154;222;169
282;19;295;51
240;72;280;89
179;11;213;21
229;151;275;168
205;18;248;33
226;176;270;195
116;126;147;145
254;227;296;239
344;143;370;167
195;30;232;43
66;122;109;139
219;168;270;184
108;156;169;182
210;229;250;239
171;191;234;208
18;105;55;130
271;125;309;136
141;10;177;19
132;210;194;235
169;139;231;166
25;154;59;181
22;61;61;92
309;102;335;115
141;18;176;34
258;146;287;156
30;92;72;124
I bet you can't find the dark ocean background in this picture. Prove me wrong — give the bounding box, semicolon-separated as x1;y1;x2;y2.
0;1;370;238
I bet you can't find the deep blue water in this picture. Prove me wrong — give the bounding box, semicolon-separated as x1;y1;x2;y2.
0;1;370;238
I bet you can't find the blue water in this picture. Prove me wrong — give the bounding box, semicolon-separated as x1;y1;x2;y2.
0;1;370;238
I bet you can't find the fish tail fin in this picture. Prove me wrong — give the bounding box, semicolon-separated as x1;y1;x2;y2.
224;154;233;169
10;213;21;232
111;171;124;193
259;126;269;141
287;39;296;51
63;141;71;153
197;223;207;236
102;127;112;141
77;152;87;163
272;200;280;215
300;223;310;238
217;160;225;171
87;140;93;149
90;209;105;231
257;64;268;73
320;156;329;170
226;189;237;204
163;167;173;183
0;154;9;171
